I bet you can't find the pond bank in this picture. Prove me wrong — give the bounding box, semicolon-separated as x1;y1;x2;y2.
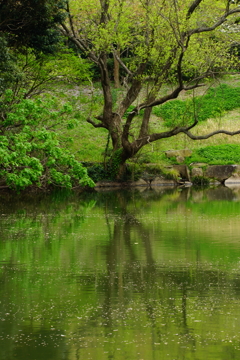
95;164;240;189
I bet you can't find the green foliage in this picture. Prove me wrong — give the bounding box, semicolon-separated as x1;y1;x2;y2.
143;164;163;175
1;48;92;98
87;164;107;182
138;164;179;182
0;36;23;92
125;163;143;181
45;51;92;83
153;85;240;127
153;99;190;127
0;0;66;53
107;149;124;180
185;144;240;165
161;167;180;181
192;176;210;187
0;91;95;190
87;149;126;182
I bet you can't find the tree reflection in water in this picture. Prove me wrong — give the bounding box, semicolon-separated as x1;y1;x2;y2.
1;186;240;360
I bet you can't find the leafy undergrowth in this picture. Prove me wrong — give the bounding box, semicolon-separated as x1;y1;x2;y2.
153;84;240;127
185;144;240;165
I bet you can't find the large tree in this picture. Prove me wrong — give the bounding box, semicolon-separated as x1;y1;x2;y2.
60;0;240;177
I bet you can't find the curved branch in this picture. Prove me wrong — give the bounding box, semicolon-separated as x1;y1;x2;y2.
189;8;240;35
186;0;203;19
113;49;132;76
140;85;183;109
66;0;77;38
60;22;98;63
130;124;240;153
87;118;107;129
183;128;240;140
118;62;147;116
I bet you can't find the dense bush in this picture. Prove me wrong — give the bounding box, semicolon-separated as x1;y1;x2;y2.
87;164;108;182
192;175;210;187
0;91;95;190
185;144;240;165
153;84;240;127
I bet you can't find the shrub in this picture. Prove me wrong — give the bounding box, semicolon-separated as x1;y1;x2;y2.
87;164;107;182
192;175;210;187
185;144;240;165
125;163;142;181
153;84;240;128
161;167;180;181
0;91;95;190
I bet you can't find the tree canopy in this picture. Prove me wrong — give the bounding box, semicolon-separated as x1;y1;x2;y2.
59;0;240;177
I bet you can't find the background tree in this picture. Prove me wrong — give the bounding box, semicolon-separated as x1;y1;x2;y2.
60;0;240;177
0;0;66;52
0;0;66;93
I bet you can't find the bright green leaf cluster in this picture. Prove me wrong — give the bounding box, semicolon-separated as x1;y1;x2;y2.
154;84;240;127
0;91;95;190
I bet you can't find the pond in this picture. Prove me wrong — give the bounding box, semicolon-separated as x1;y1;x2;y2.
1;185;240;360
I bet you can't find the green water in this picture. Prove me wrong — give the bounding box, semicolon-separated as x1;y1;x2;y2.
1;186;240;360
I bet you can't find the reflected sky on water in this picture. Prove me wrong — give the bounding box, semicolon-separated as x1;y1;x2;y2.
1;185;240;360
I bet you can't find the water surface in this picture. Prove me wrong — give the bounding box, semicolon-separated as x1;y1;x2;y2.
1;186;240;360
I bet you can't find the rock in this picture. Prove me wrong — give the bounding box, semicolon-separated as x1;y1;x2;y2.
176;156;185;164
204;165;237;183
95;181;122;188
133;179;148;186
172;165;191;181
183;181;192;187
191;167;203;177
224;185;240;199
225;173;240;185
151;177;176;186
190;163;207;167
165;149;192;158
224;165;240;185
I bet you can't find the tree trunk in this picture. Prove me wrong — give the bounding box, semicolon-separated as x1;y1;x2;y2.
109;113;122;151
113;49;120;88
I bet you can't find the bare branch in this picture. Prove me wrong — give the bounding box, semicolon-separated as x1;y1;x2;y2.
66;0;77;38
113;49;132;76
118;62;148;116
100;0;110;24
189;7;240;35
87;118;107;128
184;83;205;91
186;0;203;19
60;22;98;63
183;128;240;140
140;85;183;109
60;22;87;53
